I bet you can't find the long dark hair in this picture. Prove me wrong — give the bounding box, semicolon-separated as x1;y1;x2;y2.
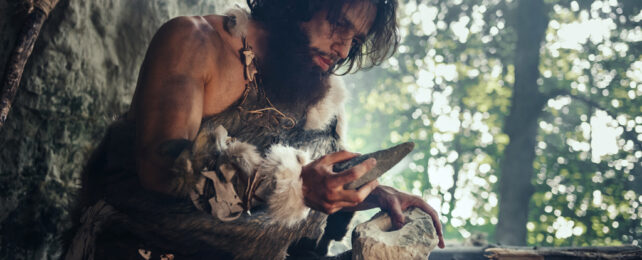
247;0;399;74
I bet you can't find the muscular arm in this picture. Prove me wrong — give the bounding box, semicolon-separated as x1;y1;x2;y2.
131;17;216;194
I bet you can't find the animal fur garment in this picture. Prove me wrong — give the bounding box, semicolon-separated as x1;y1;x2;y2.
67;10;353;259
64;200;118;260
257;144;311;227
180;124;312;225
304;76;347;137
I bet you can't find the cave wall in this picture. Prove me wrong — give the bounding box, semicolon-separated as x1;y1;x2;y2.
0;0;234;258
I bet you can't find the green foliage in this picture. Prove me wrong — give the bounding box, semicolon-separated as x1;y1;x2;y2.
345;0;641;246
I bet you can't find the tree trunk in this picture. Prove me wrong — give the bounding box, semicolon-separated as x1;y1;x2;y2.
496;0;549;245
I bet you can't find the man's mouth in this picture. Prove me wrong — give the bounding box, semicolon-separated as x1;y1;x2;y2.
314;55;334;71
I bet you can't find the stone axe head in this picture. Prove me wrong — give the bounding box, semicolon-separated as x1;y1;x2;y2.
333;142;415;190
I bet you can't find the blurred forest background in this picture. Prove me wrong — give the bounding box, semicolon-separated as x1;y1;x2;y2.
345;0;641;247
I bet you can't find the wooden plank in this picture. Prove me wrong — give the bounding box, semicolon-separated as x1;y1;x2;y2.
429;246;642;260
429;247;489;260
486;246;642;260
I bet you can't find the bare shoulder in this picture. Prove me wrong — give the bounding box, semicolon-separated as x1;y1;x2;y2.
151;16;223;62
197;14;250;115
199;14;246;70
157;14;245;64
128;14;248;121
201;14;245;51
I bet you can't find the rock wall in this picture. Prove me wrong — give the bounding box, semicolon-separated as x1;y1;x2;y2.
0;0;237;258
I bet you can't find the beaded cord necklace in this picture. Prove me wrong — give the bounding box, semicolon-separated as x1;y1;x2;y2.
237;36;296;129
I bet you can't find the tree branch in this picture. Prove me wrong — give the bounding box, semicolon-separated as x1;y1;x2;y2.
0;0;60;130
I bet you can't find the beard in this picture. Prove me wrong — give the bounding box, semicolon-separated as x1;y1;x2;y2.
257;22;331;108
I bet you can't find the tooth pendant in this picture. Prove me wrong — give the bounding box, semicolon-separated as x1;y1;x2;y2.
243;49;257;82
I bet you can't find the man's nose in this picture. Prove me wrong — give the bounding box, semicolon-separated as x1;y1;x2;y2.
332;37;352;59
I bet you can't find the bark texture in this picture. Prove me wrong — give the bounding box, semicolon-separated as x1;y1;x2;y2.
0;0;235;258
0;8;49;129
496;0;549;246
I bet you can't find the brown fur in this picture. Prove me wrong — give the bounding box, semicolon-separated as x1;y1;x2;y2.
68;81;351;259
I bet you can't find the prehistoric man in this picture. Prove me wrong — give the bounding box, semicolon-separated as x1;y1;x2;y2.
65;0;445;259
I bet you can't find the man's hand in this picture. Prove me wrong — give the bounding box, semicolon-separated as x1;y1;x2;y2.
301;151;379;214
370;186;446;248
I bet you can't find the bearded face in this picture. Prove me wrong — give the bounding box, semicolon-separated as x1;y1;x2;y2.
258;21;332;108
258;2;375;109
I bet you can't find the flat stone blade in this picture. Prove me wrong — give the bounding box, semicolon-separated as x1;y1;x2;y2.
333;142;415;190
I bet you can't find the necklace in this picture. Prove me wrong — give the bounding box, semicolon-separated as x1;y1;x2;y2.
241;37;258;83
238;36;296;129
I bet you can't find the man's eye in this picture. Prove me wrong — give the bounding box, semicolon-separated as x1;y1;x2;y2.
336;19;353;32
337;19;350;28
352;38;364;47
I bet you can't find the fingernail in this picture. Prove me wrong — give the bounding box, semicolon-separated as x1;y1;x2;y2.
368;158;377;165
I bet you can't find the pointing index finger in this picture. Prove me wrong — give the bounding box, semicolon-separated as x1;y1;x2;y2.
320;150;360;165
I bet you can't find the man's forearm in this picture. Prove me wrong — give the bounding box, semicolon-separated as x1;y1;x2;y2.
137;139;193;195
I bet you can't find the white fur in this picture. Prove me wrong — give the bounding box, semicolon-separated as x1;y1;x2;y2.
258;144;311;227
304;76;348;138
213;125;261;179
226;141;262;179
213;125;229;150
